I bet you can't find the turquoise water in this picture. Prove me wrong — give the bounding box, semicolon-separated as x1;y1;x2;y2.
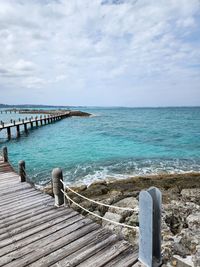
0;107;200;185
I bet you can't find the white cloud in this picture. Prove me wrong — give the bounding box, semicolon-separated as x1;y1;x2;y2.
0;0;200;105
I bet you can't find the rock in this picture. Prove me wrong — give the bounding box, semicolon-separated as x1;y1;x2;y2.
177;229;199;255
86;210;102;224
85;180;108;196
192;245;200;267
172;255;194;267
121;226;139;246
181;189;200;205
39;183;53;196
108;197;138;218
89;179;107;186
102;212;123;226
165;213;183;234
67;183;87;193
186;213;200;231
69;110;91;117
173;242;187;258
125;212;139;227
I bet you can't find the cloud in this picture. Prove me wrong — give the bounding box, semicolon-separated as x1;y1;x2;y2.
0;0;200;105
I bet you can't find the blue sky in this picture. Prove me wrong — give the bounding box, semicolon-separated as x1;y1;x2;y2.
0;0;200;106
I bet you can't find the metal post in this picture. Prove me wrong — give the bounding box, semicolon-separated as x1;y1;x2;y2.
2;146;8;162
18;160;26;182
139;187;162;267
52;168;64;206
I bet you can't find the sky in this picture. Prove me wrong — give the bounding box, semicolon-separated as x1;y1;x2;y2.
0;0;200;107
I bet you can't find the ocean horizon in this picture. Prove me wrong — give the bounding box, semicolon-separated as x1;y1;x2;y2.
0;106;200;185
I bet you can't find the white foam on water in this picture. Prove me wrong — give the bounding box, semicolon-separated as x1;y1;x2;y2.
63;158;200;185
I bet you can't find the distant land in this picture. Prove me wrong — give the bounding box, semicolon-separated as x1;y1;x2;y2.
0;103;69;109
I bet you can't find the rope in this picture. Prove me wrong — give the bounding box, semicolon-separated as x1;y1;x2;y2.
61;180;135;211
61;189;135;230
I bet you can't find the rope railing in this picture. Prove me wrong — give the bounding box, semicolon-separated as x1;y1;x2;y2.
61;189;136;230
61;180;135;211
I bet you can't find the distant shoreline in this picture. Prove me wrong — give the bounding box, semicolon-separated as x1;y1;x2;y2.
1;104;200;109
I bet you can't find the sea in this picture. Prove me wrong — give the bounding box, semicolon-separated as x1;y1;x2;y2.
0;106;200;185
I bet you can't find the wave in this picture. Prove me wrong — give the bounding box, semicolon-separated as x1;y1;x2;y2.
62;158;200;185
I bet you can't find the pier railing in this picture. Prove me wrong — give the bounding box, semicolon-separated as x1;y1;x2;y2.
0;112;70;139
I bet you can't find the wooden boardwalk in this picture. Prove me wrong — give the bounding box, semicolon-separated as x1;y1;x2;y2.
0;112;70;139
0;157;139;267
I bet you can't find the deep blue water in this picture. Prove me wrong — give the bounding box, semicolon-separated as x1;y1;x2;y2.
0;107;200;185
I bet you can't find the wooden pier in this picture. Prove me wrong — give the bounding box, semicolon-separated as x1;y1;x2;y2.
0;112;70;139
0;154;139;266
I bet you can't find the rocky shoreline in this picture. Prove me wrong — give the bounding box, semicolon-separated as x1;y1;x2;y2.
42;172;200;266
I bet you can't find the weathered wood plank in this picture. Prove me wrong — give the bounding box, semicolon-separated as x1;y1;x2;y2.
0;203;52;228
0;198;53;221
0;192;51;212
0;204;61;235
0;203;54;228
29;227;112;267
0;220;98;267
0;183;32;196
0;187;36;201
0;208;75;249
51;230;120;267
0;195;51;217
0;207;71;242
0;211;79;257
0;190;46;206
103;246;138;267
132;261;145;267
76;240;133;267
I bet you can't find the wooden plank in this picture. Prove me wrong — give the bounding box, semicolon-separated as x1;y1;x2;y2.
0;184;32;196
0;181;20;187
132;261;145;267
0;199;53;225
0;195;51;217
0;198;53;221
0;211;79;257
0;219;98;267
0;188;48;203
0;187;36;200
29;227;112;267
0;204;59;235
102;246;138;267
0;208;74;248
0;203;54;229
0;174;19;180
75;240;132;267
0;190;46;206
0;192;51;212
51;231;120;267
0;207;70;241
0;172;18;178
